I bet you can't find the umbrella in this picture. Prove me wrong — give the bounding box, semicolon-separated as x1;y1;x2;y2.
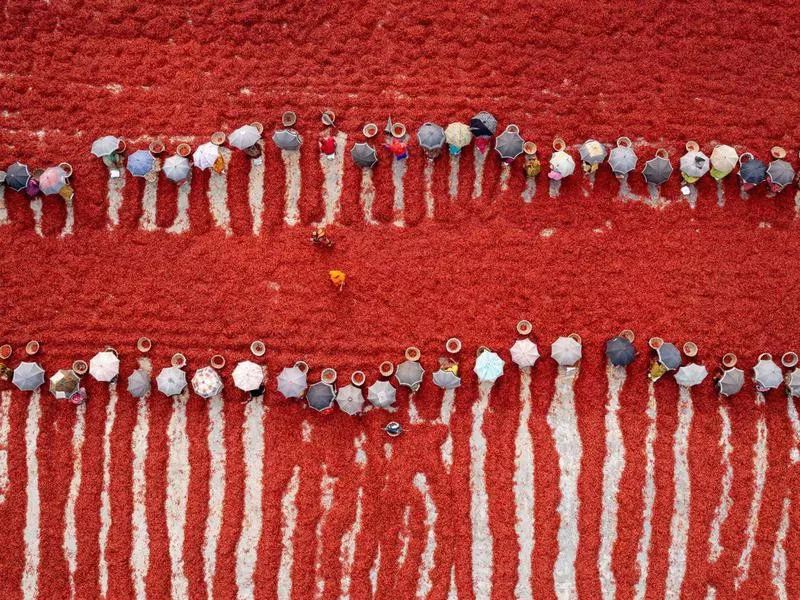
549;151;575;180
193;142;220;170
717;367;745;397
739;158;767;185
272;129;302;151
767;159;795;191
307;381;335;411
336;384;365;415
6;162;31;192
710;145;738;179
609;145;638;175
675;363;708;387
469;111;497;137
432;369;462;389
680;151;710;179
127;369;151;398
12;361;45;391
277;365;307;399
50;369;80;400
232;361;263;392
787;369;800;398
38;166;68;195
495;127;525;161
91;135;122;158
192;367;223;398
445;122;472;152
510;338;540;368
89;350;120;382
163;155;191;183
656;343;682;370
474;350;505;383
606;336;636;367
642;155;672;185
417;123;446;152
753;358;782;392
156;366;187;397
579;139;607;165
551;336;582;367
351;142;378;168
127;150;155;177
367;380;397;409
396;360;425;391
229;124;261;150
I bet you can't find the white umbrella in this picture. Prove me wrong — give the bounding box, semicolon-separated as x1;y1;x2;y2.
12;361;45;391
277;365;307;399
579;139;607;164
444;122;472;150
367;380;396;409
710;145;738;178
395;360;424;391
163;155;191;182
89;350;120;382
551;336;582;366
192;367;223;398
510;339;540;368
91;135;121;158
193;142;220;170
753;358;782;392
675;363;708;387
156;366;187;397
229;125;261;150
474;350;504;383
232;360;264;392
787;369;800;398
336;384;365;415
432;369;461;389
549;151;575;179
127;369;151;398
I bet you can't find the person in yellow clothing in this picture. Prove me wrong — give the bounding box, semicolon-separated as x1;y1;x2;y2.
329;270;346;291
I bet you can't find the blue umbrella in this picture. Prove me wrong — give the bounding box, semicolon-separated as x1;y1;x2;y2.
656;343;682;370
127;150;155;178
739;155;767;185
5;162;31;192
474;350;504;383
606;336;636;367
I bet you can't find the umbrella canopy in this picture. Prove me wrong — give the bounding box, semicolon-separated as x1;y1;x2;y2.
91;135;122;158
163;155;191;182
469;111;497;137
272;129;302;151
710;145;738;178
753;358;782;392
445;122;472;150
609;145;637;175
38;166;68;195
739;158;767;185
156;366;187;397
367;379;397;409
495;128;525;161
192;367;223;398
767;159;795;190
787;369;800;398
549;151;575;179
6;162;31;191
127;149;155;177
474;350;505;383
656;343;682;370
12;361;45;391
336;384;365;415
351;143;378;168
579;139;607;165
193;142;220;170
277;365;307;399
551;336;582;367
432;369;462;390
717;367;745;397
510;338;540;368
232;360;263;392
642;155;672;185
229;124;261;150
89;350;120;382
306;381;335;411
680;151;710;179
396;360;425;391
127;369;151;398
50;369;80;400
417;123;446;152
675;363;708;387
606;336;636;367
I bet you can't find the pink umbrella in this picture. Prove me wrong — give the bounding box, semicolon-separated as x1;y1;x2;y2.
38;166;68;195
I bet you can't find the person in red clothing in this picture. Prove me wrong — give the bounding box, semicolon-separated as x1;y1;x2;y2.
319;134;336;158
385;136;408;160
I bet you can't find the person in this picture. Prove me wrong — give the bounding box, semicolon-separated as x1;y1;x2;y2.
311;227;334;248
69;387;88;405
329;270;346;290
386;137;408;160
319;134;336;159
523;146;541;179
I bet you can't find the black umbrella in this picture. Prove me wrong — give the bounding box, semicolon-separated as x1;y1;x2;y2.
6;162;31;192
739;156;767;185
469;111;497;138
306;381;335;412
495;126;525;161
606;337;636;367
351;143;378;168
642;154;672;185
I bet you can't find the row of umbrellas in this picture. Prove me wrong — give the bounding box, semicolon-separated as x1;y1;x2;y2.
3;162;72;198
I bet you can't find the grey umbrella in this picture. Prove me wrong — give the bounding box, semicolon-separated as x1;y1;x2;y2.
156;366;187;397
6;162;31;192
469;111;497;137
606;337;636;367
754;358;782;392
767;159;795;191
395;360;424;392
416;123;445;152
163;155;191;183
351;142;378;168
656;343;682;370
307;381;336;411
367;380;396;409
495;126;525;161
787;369;800;397
91;135;122;158
432;369;461;390
642;155;673;185
680;151;710;179
336;384;365;415
717;367;745;397
609;146;637;175
12;361;45;391
272;129;302;151
229;125;261;150
579;139;607;165
739;158;767;185
127;368;151;398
